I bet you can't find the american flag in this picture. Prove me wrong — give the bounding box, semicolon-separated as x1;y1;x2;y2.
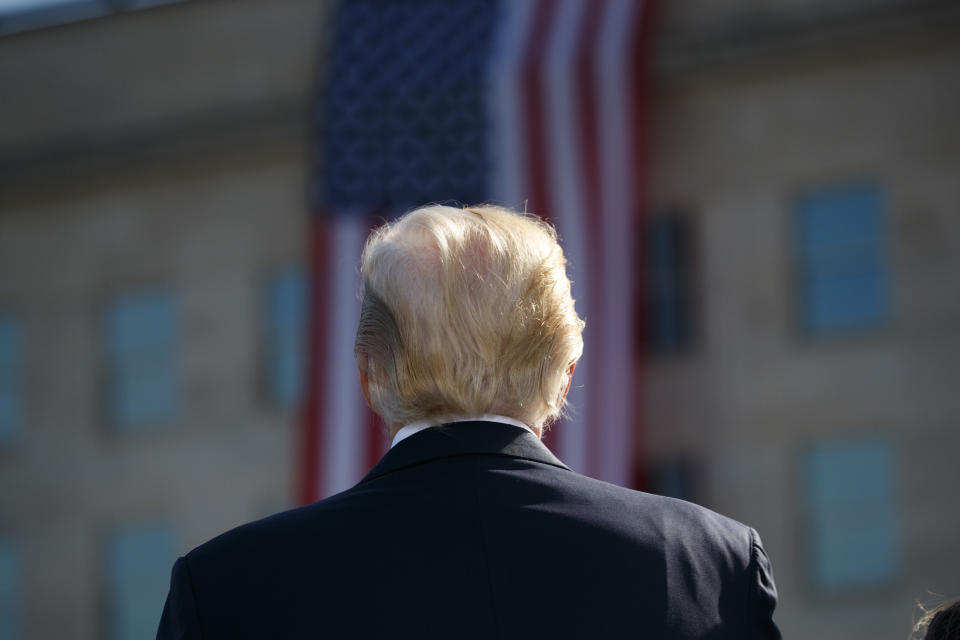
301;0;653;503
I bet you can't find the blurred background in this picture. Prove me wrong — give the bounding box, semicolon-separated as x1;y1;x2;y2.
1;0;959;638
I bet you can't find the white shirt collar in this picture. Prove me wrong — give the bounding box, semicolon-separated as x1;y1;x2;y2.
391;414;535;448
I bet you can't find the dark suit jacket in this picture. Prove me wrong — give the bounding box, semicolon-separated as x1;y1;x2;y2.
158;421;781;639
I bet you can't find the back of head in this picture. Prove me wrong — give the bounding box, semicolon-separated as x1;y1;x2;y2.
354;204;585;430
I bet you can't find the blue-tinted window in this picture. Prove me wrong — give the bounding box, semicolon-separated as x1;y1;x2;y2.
0;537;21;640
643;215;695;354
0;317;22;445
795;184;889;335
803;437;900;591
263;269;306;407
105;524;175;640
105;291;178;428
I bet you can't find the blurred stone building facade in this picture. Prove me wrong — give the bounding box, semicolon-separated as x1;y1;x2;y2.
0;1;958;638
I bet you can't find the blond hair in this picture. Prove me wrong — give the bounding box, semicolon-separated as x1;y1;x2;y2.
354;204;585;430
912;597;960;640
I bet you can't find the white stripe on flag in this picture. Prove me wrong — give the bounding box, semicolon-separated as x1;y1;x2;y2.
544;0;590;473
322;216;368;496
487;0;536;209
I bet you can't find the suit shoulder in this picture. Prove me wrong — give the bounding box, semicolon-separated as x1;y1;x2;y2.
565;472;755;554
184;491;359;568
640;489;753;538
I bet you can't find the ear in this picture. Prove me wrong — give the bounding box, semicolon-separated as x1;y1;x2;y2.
561;362;576;403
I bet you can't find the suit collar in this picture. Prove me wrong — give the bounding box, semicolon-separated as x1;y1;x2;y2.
392;413;534;448
359;420;570;485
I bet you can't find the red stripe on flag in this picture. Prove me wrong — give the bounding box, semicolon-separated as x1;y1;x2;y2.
300;221;333;505
521;0;557;220
628;0;655;489
521;0;560;451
